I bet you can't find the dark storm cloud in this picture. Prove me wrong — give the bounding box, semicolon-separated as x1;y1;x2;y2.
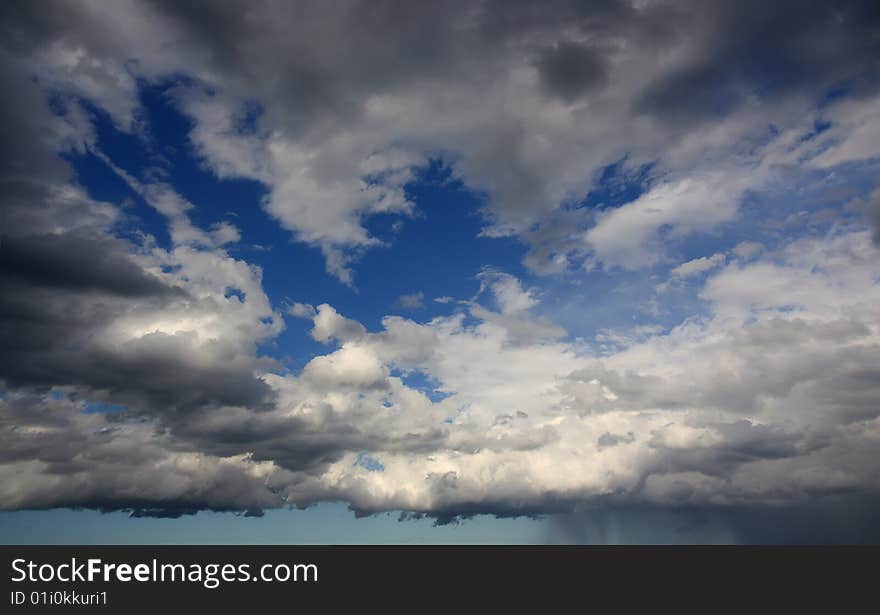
0;277;276;413
0;1;97;55
645;421;825;479
140;0;880;129
635;0;880;123
0;187;274;418
0;61;68;181
162;396;451;476
0;393;285;515
0;234;182;298
146;0;482;136
0;17;277;420
536;42;607;101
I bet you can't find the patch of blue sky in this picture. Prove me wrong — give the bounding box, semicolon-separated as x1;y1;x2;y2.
64;83;536;375
533;156;880;344
577;156;655;212
81;401;127;414
357;160;527;325
224;286;246;302
730;161;878;250
534;268;683;346
354;453;385;472
392;369;453;403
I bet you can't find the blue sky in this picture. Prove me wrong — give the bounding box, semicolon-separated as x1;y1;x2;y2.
2;0;880;544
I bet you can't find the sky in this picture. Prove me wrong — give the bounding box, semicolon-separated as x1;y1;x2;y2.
1;0;880;544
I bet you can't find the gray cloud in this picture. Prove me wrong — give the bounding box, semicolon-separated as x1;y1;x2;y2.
635;1;880;124
0;15;281;425
536;42;607;102
597;431;635;449
0;234;182;298
0;393;286;515
862;188;880;245
0;237;278;420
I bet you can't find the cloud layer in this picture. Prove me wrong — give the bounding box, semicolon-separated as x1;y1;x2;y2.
1;1;879;532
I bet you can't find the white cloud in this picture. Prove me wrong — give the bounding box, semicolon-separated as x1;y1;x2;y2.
397;291;425;310
809;95;880;169
308;304;367;344
732;241;763;260
584;172;748;269
247;229;880;514
477;269;539;314
288;302;317;318
303;345;389;391
3;226;880;516
671;253;726;278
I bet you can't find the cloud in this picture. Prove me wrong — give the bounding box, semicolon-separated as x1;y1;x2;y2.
477;269;539;314
584;172;748;269
397;291;425;310
303;345;389;391
597;431;636;449
536;41;607;102
5;0;876;280
0;392;283;515
670;253;726;279
306;304;368;344
0;233;181;298
808;97;880;169
1;0;880;530
288;303;317;319
732;241;763;260
845;188;880;246
279;233;879;517
2;229;880;519
0;36;283;423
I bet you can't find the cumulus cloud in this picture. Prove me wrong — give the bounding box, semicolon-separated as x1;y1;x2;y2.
477;269;539;314
258;240;880;517
9;233;880;518
3;228;880;519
